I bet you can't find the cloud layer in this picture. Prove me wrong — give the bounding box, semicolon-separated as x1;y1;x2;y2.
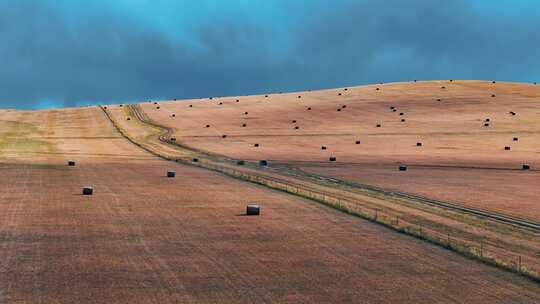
0;0;539;109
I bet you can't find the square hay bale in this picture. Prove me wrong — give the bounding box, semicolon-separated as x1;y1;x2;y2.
298;95;302;99
307;107;312;111
321;146;327;150
292;120;297;123
265;95;269;98
522;164;531;170
504;146;511;151
437;98;441;102
484;123;490;127
167;171;176;178
119;104;123;107
170;137;176;142
338;93;342;96
254;143;260;147
441;86;446;89
205;124;210;128
337;108;342;112
82;186;93;195
192;158;199;162
485;118;490;122
416;142;422;147
154;102;158;105
376;124;381;128
513;137;519;141
68;160;76;166
103;106;107;109
355;140;361;145
156;106;160;109
171;114;176;117
219;102;223;105
401;119;406;122
376;87;380;91
244;112;249;115
236;99;240;102
237;160;245;166
399;165;408;171
344;88;348;91
246;204;260;216
399;113;404;116
189;105;193;108
329;156;337;162
509;111;516;116
222;135;228;138
294;126;300;130
342;105;347;108
242;124;247;127
127;117;131;121
259;160;268;167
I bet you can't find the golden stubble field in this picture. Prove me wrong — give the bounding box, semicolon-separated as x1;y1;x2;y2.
140;80;540;222
1;95;539;302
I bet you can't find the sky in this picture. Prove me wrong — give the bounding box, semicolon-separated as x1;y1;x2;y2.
0;0;539;109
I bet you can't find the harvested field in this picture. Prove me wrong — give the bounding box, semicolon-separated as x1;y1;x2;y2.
139;80;540;221
1;104;539;302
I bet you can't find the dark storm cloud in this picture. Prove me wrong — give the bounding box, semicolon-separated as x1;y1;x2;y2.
0;0;538;109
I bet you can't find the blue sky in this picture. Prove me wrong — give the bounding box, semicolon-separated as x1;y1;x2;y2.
0;0;539;109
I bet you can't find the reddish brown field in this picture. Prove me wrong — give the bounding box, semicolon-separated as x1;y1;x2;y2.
140;80;540;221
1;105;539;302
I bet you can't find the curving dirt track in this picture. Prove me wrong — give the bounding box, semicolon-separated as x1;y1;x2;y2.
1;104;540;301
139;80;540;222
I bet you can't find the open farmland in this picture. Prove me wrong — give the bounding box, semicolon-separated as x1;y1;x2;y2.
140;80;540;222
0;98;539;302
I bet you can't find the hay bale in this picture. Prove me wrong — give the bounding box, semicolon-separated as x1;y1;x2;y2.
244;112;249;115
265;95;269;98
491;94;496;98
205;124;210;128
156;106;160;109
484;123;490;127
509;111;516;116
294;126;300;130
298;95;302;99
522;164;531;170
242;123;247;127
170;137;176;142
390;106;395;110
127;117;131;121
219;102;223;105
337;108;342;112
167;171;176;178
68;160;76;166
292;120;297;123
82;186;93;195
376;124;381;128
103;106;107;109
492;81;496;84
338;93;342;96
399;112;404;116
259;160;268;167
254;143;259;147
192;158;199;162
342;105;347;108
504;146;511;151
237;160;245;166
399;165;407;171
236;99;240;102
376;88;380;91
329;156;337;162
401;119;406;122
449;80;454;82
246;204;260;216
513;137;519;141
321;146;327;150
307;107;312;111
344;88;348;91
119;104;123;107
392;109;397;112
437;98;441;102
355;140;360;145
485;118;490;122
441;86;446;89
416;142;422;147
154;102;158;105
171;114;176;117
222;135;227;138
189;105;193;108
